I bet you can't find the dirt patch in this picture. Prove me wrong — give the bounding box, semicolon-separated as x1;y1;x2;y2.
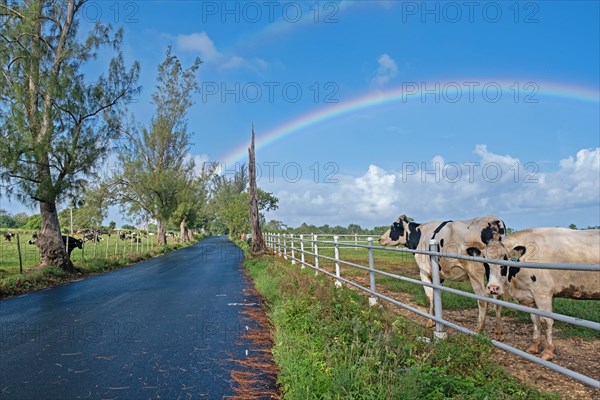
339;273;599;400
228;277;280;399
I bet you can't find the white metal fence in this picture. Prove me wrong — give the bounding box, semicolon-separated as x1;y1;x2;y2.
264;232;600;389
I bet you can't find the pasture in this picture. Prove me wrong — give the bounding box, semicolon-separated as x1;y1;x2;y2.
0;229;186;297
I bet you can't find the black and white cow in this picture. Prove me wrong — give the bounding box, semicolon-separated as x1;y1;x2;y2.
61;235;84;257
471;227;600;361
379;214;506;337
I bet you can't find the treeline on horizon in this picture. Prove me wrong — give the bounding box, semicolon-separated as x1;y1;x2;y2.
0;209;154;233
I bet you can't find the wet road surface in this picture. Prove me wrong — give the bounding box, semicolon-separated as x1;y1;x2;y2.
0;236;265;399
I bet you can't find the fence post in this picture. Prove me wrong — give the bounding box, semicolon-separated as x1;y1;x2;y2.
283;234;288;260
16;234;23;274
313;234;319;275
367;237;377;306
277;233;281;256
429;239;447;340
300;234;305;269
333;236;342;287
290;234;296;265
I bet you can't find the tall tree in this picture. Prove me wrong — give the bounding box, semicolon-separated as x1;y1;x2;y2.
0;0;139;271
206;163;278;239
248;126;266;255
172;165;214;243
112;47;201;245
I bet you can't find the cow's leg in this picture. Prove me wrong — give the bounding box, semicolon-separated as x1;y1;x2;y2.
535;296;555;361
527;313;542;355
467;273;490;335
420;270;435;328
539;316;555;361
492;294;503;341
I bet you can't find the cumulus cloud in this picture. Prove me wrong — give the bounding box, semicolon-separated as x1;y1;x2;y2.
262;147;600;229
370;53;398;88
176;32;221;62
174;32;267;71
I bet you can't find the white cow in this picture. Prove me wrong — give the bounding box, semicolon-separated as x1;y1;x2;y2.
379;214;506;337
472;228;600;361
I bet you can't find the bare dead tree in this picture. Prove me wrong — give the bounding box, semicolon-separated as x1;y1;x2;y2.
248;125;266;255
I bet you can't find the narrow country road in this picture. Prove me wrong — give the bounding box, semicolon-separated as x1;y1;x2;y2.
0;236;271;399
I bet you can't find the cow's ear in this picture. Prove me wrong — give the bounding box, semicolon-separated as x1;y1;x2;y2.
495;220;506;235
466;247;481;257
512;245;526;257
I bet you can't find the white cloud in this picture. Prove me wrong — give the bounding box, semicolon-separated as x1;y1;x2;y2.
262;147;600;230
370;53;398;88
176;32;221;62
174;32;268;71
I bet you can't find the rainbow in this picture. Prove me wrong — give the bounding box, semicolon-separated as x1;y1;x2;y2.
220;79;599;165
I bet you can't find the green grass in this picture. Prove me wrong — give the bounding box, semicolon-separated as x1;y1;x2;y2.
0;231;204;298
243;252;560;400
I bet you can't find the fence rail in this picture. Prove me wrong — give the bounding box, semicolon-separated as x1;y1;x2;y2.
264;232;600;389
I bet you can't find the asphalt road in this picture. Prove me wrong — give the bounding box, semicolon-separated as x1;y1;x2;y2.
0;236;267;399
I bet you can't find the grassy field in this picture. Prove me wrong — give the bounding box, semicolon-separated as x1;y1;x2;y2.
0;229;178;272
274;239;600;340
0;229;195;298
242;248;561;399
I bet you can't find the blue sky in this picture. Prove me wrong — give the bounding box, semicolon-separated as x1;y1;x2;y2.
3;1;599;230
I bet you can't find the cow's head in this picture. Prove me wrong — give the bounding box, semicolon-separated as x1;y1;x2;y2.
378;215;421;249
467;240;526;295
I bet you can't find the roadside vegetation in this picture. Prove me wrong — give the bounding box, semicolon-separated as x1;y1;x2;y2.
242;249;560;399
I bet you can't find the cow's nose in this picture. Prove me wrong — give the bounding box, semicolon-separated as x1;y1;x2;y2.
487;285;501;295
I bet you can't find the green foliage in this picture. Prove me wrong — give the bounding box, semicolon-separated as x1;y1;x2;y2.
110;47;201;244
23;215;42;230
0;0;139;270
11;213;29;228
0;0;140;204
0;210;16;229
208;166;278;238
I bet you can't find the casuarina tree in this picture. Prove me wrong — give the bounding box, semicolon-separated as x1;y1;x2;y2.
0;0;139;271
111;47;201;245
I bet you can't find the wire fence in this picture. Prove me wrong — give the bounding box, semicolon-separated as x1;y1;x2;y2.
265;232;600;389
0;230;179;274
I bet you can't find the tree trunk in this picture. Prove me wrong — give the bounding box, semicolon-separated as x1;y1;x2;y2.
157;219;167;245
38;201;73;272
179;217;187;243
248;126;266;255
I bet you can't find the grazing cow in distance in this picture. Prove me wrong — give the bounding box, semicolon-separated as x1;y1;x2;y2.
62;235;84;257
471;228;600;361
379;214;507;337
83;232;101;242
3;232;15;241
